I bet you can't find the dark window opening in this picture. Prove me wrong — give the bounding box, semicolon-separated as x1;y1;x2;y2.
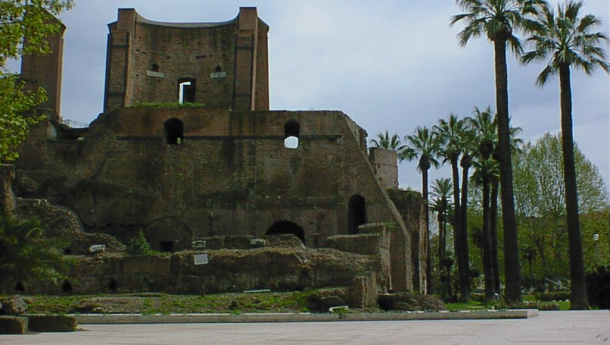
61;280;73;293
266;221;306;244
178;78;196;104
284;120;301;149
152;63;160;72
63;247;72;255
108;278;118;292
348;195;367;234
160;241;175;253
164;118;184;145
15;281;25;293
215;65;222;72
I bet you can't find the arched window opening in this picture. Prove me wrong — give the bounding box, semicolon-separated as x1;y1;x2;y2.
61;280;73;293
284;120;300;149
215;65;223;72
159;241;175;253
178;78;196;104
152;63;160;72
348;195;367;234
108;278;118;293
15;281;25;293
266;221;305;244
164;118;184;145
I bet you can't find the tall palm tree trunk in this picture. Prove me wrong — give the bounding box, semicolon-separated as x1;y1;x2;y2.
451;158;469;302
459;157;471;301
423;168;432;294
438;211;446;260
559;64;587;310
493;36;521;302
490;178;501;294
482;172;496;301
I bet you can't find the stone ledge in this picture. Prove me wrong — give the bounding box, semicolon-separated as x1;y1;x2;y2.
0;316;28;334
27;315;77;332
76;309;538;324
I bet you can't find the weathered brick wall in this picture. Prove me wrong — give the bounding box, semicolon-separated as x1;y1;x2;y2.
369;148;398;190
20;13;65;120
104;8;269;112
387;189;425;293
0;248;381;295
15;108;414;291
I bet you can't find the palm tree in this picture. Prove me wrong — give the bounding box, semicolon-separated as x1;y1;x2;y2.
451;0;541;302
458;119;476;299
521;0;609;309
0;215;70;286
468;107;498;302
434;114;470;301
403;126;440;294
431;177;453;262
370;131;407;152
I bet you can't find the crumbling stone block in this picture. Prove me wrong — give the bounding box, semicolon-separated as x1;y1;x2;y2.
349;275;378;309
0;296;27;315
27;315;77;332
0;316;27;334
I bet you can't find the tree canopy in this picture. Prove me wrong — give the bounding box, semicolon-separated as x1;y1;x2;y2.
0;0;74;162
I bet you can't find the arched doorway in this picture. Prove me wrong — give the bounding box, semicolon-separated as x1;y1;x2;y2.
164;118;184;144
266;221;305;244
348;195;367;234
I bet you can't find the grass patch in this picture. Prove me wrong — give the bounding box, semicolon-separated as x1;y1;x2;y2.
443;300;491;311
19;291;315;315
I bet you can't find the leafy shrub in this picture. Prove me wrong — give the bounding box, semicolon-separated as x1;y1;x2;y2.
495;300;560;311
126;230;153;256
534;291;570;302
586;265;610;309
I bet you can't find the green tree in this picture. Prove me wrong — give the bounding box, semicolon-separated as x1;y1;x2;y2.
514;133;609;299
451;0;542;303
403;126;440;294
0;0;74;162
0;215;70;285
521;0;609;309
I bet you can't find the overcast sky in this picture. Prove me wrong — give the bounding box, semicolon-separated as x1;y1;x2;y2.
13;0;610;194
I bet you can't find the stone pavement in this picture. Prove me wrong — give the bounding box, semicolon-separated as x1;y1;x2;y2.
1;311;608;345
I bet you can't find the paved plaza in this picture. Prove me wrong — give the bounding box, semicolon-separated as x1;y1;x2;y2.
1;311;609;345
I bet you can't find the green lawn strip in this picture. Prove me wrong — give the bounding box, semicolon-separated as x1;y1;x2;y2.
20;292;312;315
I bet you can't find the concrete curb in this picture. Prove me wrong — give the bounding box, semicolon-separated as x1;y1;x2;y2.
75;309;538;324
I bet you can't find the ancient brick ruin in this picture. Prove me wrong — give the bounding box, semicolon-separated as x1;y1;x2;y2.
3;8;427;299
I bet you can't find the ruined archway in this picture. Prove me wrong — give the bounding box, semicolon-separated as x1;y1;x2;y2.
266;221;305;243
164;118;184;145
348;195;367;234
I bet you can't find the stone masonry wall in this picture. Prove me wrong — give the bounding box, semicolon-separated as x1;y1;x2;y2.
387;189;425;294
369;148;398;190
104;8;268;112
0;248;381;295
15;108;414;291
